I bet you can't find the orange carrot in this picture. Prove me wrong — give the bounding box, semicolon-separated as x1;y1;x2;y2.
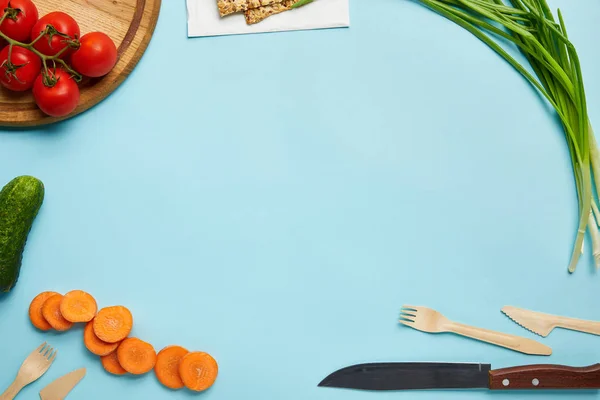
29;291;59;331
179;352;218;392
84;320;120;356
41;294;73;331
60;290;97;322
117;338;157;375
101;350;127;375
93;306;133;343
154;345;189;389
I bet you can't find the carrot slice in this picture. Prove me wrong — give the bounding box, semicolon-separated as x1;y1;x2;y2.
101;350;127;375
154;345;189;389
41;294;73;331
93;306;133;343
117;338;157;375
60;290;97;322
179;352;218;392
29;291;60;331
84;320;120;356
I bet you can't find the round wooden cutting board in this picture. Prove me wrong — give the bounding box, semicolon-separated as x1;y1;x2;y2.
0;0;161;127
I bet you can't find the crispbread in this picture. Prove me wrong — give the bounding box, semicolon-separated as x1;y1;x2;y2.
218;0;285;16
244;0;300;24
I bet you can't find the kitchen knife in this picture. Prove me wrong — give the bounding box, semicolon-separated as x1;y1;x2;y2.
318;362;600;390
39;368;86;400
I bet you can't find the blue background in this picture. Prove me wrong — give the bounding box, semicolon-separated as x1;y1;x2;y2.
1;0;600;399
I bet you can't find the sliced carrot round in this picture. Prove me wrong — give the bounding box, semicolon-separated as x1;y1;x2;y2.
29;291;60;331
60;290;97;322
41;294;73;331
154;345;189;389
101;350;127;375
93;306;133;343
84;320;120;356
179;352;218;392
117;338;157;375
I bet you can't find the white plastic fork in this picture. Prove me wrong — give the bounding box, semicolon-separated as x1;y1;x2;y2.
0;342;57;400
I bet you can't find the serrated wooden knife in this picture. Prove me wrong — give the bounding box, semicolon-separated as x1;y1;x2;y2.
318;362;600;391
502;306;600;337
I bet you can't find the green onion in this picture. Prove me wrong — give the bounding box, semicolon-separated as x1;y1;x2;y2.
414;0;598;272
291;0;315;9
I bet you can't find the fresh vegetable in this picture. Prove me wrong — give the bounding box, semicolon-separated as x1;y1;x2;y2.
60;289;97;322
179;352;218;392
29;291;59;330
415;0;597;272
30;290;218;390
0;3;119;116
41;294;73;331
30;11;79;57
93;305;133;343
0;0;38;42
155;346;189;389
0;45;41;91
32;68;79;117
84;320;120;356
101;350;127;375
290;0;314;9
71;32;116;78
117;338;157;375
0;176;44;292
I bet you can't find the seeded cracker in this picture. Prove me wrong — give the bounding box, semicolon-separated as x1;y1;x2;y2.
244;0;302;24
218;0;285;17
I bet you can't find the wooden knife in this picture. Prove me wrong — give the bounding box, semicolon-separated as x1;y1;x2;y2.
39;368;85;400
318;362;600;390
502;306;600;337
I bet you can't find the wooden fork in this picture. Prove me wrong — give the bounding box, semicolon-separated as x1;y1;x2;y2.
0;343;57;400
399;305;552;356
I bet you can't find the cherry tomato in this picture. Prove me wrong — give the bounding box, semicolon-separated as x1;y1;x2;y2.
30;12;79;58
33;68;80;117
71;32;117;78
0;0;38;42
0;45;41;91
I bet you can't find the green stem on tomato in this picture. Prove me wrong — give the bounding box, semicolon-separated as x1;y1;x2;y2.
29;30;47;47
54;58;81;82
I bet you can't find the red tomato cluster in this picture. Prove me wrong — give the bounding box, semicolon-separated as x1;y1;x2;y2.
0;0;118;117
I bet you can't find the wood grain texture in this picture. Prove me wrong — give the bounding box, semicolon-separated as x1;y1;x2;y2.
489;364;600;390
0;0;161;127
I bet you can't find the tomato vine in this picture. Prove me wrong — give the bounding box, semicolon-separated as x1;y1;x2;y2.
0;6;82;87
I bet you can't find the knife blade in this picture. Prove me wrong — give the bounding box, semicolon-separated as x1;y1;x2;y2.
318;362;600;390
502;306;600;337
39;368;86;400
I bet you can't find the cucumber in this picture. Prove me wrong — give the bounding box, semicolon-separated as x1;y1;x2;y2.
0;176;44;292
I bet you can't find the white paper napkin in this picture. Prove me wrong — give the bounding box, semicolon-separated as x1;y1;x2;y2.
186;0;350;37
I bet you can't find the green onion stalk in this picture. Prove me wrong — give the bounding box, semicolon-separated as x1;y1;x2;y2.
414;0;598;273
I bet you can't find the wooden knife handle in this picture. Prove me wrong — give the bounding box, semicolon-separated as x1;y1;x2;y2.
489;364;600;390
556;316;600;336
